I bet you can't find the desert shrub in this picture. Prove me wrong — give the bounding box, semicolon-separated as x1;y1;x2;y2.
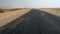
0;11;4;13
0;9;4;13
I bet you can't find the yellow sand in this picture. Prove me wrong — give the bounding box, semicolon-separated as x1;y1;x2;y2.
38;8;60;17
0;9;31;27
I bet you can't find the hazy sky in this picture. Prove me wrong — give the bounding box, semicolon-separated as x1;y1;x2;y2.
0;0;60;8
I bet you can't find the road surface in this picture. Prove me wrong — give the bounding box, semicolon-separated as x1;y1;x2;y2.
0;9;60;34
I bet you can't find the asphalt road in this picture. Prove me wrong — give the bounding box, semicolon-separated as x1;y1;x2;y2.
0;9;60;34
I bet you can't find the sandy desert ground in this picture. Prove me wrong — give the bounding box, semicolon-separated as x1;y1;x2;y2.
0;8;31;27
0;8;60;27
38;8;60;17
